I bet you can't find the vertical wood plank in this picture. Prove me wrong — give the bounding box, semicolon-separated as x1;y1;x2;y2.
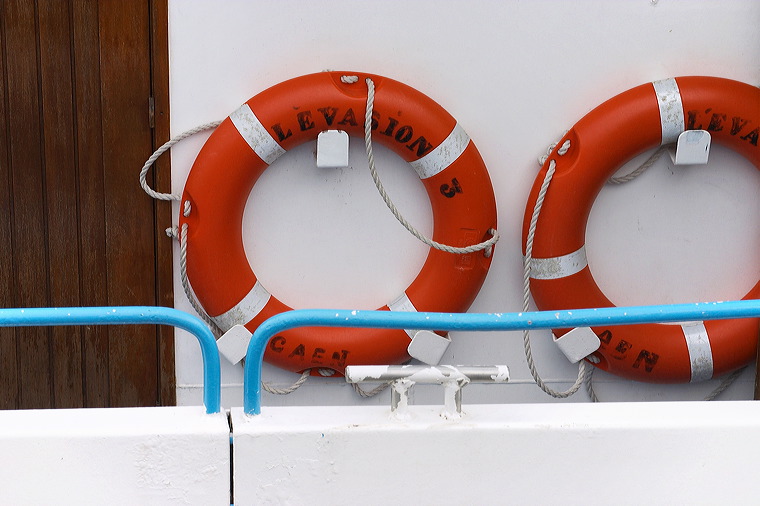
150;0;176;406
0;0;20;410
38;0;84;408
4;0;53;409
72;0;110;408
99;0;159;407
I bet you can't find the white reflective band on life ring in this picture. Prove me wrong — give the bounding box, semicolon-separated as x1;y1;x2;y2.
528;246;588;280
681;322;714;382
388;292;418;338
652;78;685;145
211;280;271;332
229;104;286;165
409;122;470;180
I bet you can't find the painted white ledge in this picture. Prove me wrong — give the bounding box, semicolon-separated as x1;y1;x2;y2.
232;401;760;505
0;406;230;505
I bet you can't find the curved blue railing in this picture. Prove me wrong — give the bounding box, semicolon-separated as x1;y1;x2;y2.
243;299;760;414
0;306;221;414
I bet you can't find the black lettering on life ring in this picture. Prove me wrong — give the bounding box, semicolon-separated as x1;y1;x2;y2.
338;108;357;126
597;329;613;345
440;178;462;198
741;127;759;146
632;349;659;372
270;123;292;142
297;110;315;131
731;116;750;135
687;110;759;147
615;339;632;356
407;136;435;157
288;344;306;359
269;335;286;353
380;116;398;136
311;348;326;363
317;106;338;126
331;350;349;368
394;125;413;143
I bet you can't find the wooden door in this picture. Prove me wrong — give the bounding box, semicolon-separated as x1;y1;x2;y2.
0;0;174;409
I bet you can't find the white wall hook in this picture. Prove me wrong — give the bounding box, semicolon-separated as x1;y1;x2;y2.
216;324;253;364
407;330;451;365
669;130;711;165
553;327;601;363
316;130;349;168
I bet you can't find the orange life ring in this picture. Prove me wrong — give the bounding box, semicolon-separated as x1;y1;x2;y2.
522;76;760;383
181;71;497;374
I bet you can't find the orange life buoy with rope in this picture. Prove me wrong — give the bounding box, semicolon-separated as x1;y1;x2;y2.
180;71;497;374
522;76;760;383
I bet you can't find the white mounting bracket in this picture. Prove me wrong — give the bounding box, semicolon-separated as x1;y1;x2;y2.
407;330;451;365
216;324;252;365
553;327;601;363
669;130;711;165
316;130;350;168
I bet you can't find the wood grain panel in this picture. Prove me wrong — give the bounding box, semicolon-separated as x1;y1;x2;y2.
0;0;20;410
4;0;53;409
38;0;84;408
0;0;174;410
72;0;111;408
99;0;159;407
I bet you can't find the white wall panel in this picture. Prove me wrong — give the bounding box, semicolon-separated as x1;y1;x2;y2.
168;0;760;408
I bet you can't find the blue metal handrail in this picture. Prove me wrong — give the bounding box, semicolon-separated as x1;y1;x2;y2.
243;299;760;414
0;306;221;414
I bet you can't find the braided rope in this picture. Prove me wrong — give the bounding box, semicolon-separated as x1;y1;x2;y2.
523;142;590;398
608;145;667;184
585;365;746;402
353;381;391;398
178;222;222;336
703;367;746;401
261;369;311;395
356;76;499;257
139;120;223;201
584;367;600;402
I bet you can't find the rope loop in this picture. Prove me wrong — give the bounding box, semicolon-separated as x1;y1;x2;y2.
361;77;499;256
523;143;589;399
139;120;223;202
537;132;570;166
261;369;311;395
607;145;667;184
353;381;390;398
179;222;223;337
